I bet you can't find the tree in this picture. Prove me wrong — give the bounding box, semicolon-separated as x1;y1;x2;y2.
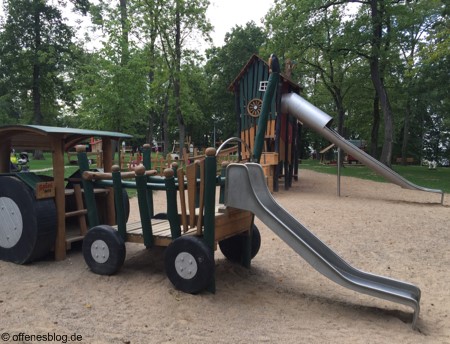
157;0;211;153
0;0;81;127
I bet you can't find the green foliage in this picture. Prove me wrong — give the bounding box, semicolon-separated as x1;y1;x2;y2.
0;0;447;167
0;0;80;125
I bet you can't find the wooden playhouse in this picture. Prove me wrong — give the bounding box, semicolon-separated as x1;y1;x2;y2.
228;55;303;191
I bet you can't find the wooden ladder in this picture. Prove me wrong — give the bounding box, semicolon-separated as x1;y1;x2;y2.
64;183;88;238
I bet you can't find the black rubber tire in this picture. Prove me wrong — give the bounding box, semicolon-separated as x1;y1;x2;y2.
0;176;56;264
164;236;214;294
219;224;261;263
82;225;126;275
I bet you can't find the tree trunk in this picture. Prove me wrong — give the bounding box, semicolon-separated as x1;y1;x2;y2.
119;0;129;66
369;0;393;167
401;98;412;165
32;0;42;126
32;1;44;160
162;85;170;155
370;92;380;157
174;1;186;157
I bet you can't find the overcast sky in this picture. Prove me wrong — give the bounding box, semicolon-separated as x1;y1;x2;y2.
207;0;274;46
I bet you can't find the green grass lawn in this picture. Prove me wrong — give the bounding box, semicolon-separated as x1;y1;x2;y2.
300;159;450;193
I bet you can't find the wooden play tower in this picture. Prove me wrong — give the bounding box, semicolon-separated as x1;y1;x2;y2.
228;54;302;191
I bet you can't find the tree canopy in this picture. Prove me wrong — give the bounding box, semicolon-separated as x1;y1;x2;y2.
0;0;448;164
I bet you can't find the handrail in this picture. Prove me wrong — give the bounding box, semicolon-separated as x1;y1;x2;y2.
216;137;253;161
82;169;158;181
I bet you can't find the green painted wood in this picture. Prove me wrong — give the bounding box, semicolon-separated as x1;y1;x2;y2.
253;62;259;99
203;150;217;293
112;169;127;240
77;151;99;227
164;172;181;240
257;60;265;99
253;72;280;163
240;81;247;131
136;173;153;247
142;145;154;218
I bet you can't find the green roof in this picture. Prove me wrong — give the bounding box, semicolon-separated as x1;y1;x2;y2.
0;125;132;151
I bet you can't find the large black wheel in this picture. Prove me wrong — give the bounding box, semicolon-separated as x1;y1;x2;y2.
219;224;261;263
0;176;56;264
82;225;126;275
164;236;214;294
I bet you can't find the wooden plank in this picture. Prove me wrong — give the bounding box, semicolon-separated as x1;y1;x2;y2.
35;181;55;199
186;163;196;228
52;136;66;261
73;183;88;236
214;208;253;241
102;137;116;226
0;138;11;173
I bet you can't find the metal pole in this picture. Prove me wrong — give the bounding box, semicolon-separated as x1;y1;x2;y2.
337;147;341;197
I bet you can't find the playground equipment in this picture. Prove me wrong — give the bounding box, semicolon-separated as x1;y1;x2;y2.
225;163;421;328
76;144;259;293
0;125;132;263
281;92;444;204
76;139;420;327
229;54;302;192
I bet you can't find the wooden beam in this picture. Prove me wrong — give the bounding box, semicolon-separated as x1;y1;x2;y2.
102;138;116;226
0;138;11;173
52;136;66;261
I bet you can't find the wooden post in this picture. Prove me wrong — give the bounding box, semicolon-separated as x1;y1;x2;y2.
112;165;127;240
102;138;115;225
142;143;154;218
204;147;216;293
164;168;181;240
52;136;66;261
76;145;99;228
0;138;11;173
135;165;153;247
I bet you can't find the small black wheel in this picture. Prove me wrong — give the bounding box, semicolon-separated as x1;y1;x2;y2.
164;236;214;294
82;225;126;275
219;224;261;263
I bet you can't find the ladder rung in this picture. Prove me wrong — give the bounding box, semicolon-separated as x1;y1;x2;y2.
65;209;87;218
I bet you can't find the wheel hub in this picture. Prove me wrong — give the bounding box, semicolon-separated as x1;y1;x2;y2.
175;252;198;280
90;239;110;264
0;197;23;249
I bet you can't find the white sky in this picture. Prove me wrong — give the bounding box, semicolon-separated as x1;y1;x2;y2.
207;0;274;46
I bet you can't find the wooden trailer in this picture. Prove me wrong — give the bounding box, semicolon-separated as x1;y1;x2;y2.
76;144;260;293
0;125;131;263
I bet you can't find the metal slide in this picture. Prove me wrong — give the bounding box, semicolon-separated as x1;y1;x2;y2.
225;163;421;328
281;93;444;204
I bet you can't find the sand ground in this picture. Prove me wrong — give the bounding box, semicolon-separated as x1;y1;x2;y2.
1;169;449;344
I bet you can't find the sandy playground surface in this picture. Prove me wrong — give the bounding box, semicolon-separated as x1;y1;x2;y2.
0;169;449;344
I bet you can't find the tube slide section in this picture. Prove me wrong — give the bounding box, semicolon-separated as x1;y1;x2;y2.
225;163;421;328
281;93;444;204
